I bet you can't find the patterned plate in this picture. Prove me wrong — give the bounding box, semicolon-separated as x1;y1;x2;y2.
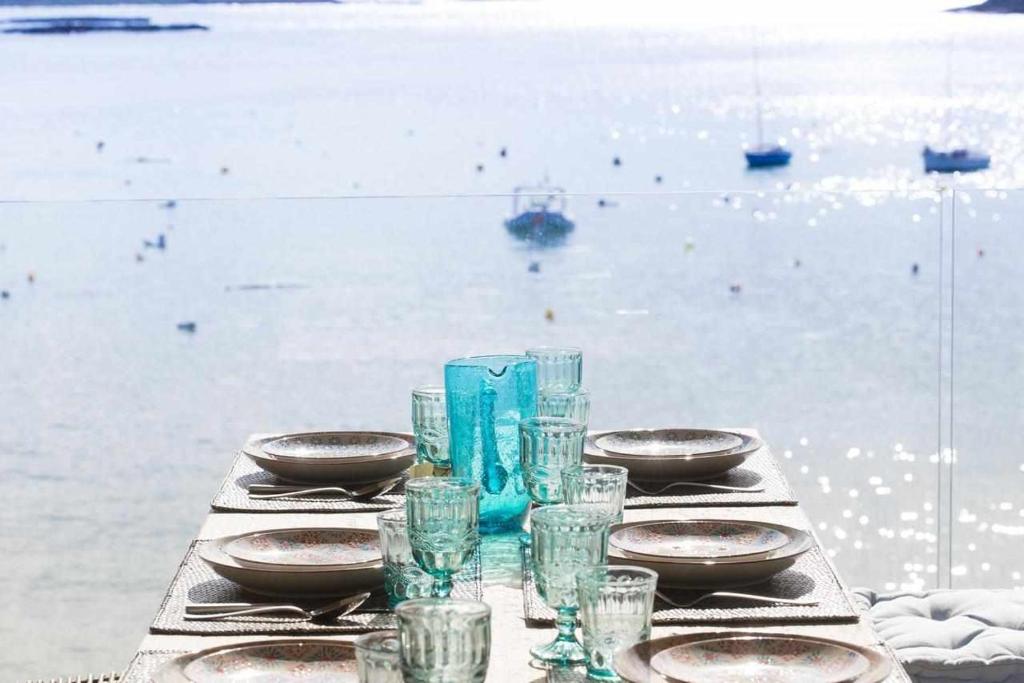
611;520;791;561
650;635;871;683
157;640;358;682
595;429;743;458
224;528;381;569
264;432;409;461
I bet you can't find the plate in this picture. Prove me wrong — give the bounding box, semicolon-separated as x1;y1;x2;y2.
243;433;415;484
585;430;762;482
607;520;812;589
263;432;409;461
651;635;871;683
224;528;381;569
611;520;791;561
595;429;743;458
199;532;384;597
155;640;359;682
615;632;892;683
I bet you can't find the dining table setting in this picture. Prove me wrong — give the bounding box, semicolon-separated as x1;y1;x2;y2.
123;347;910;682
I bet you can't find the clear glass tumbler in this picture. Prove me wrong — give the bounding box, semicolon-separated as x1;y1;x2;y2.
576;565;658;681
526;346;583;392
537;387;592;426
561;464;629;525
355;630;403;683
396;598;491;683
405;477;480;598
412;385;449;468
377;509;434;607
520;417;586;506
529;504;610;665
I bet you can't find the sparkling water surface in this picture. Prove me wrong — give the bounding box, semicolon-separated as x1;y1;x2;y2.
1;0;1023;677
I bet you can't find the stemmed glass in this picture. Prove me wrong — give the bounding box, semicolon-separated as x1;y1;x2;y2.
519;417;586;543
396;598;491;682
529;504;610;666
405;477;479;598
411;385;449;470
576;566;658;681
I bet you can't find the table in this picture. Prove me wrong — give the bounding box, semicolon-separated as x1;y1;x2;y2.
129;432;910;682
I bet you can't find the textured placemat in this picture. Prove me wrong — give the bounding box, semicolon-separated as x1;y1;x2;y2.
623;444;797;508
210;453;405;513
151;540;482;635
122;650;185;682
522;546;858;626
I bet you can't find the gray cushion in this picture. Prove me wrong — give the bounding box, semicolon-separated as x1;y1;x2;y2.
853;588;1024;682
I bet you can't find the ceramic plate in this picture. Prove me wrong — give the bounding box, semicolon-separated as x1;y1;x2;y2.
651;635;872;683
585;430;762;481
224;528;381;569
607;520;813;589
615;632;892;683
264;432;409;461
243;433;415;484
611;520;791;561
595;429;743;458
199;533;384;597
156;640;359;682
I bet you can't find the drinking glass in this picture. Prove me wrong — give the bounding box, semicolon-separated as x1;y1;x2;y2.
529;504;610;665
405;477;480;598
561;465;628;524
355;630;403;683
526;346;583;392
537;387;591;426
412;385;449;469
377;509;434;607
520;417;586;506
576;566;658;681
396;598;491;683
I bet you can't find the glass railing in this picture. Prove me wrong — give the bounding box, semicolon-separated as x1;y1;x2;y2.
2;186;1019;675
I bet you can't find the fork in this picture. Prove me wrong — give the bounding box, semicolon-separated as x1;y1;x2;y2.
655;590;818;608
248;476;403;500
627;480;764;495
26;675;120;683
184;591;372;621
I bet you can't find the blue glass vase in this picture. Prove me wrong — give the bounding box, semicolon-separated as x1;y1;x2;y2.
445;355;537;534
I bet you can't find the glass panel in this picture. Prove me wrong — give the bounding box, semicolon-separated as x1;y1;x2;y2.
0;190;945;675
949;187;1024;589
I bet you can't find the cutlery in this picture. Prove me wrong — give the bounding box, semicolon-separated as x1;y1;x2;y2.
627;480;764;495
655;590;818;608
184;591;372;621
29;674;120;683
248;476;403;500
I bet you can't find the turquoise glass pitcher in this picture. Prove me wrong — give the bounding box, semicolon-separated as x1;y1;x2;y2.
444;355;537;533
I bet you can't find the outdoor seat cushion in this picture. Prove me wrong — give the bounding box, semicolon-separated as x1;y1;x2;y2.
853;588;1024;682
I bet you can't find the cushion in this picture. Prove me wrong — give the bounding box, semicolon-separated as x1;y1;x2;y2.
853;588;1024;682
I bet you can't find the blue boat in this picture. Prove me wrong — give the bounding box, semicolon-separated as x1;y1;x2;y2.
745;144;792;169
922;146;990;173
504;184;574;245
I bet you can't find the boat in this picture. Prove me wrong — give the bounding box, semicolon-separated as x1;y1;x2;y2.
1;17;208;34
744;39;791;169
922;37;989;174
922;146;990;173
504;184;574;245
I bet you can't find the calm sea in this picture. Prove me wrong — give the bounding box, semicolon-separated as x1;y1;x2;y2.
1;0;1023;676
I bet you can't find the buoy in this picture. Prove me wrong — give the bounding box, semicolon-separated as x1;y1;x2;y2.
96;141;105;152
220;166;230;175
911;263;920;276
135;253;144;263
1;290;9;300
655;175;663;184
544;309;555;322
499;147;508;158
612;156;622;167
684;240;695;253
476;164;485;173
27;272;35;284
177;321;197;333
729;284;742;294
162;200;177;210
528;262;541;273
793;259;801;268
977;248;985;258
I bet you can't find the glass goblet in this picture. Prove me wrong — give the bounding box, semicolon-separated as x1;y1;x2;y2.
576;565;657;681
561;464;628;524
411;385;449;469
405;477;479;598
529;504;610;666
396;598;491;683
526;346;583;392
377;509;434;607
537;387;591;426
355;629;403;683
519;417;586;545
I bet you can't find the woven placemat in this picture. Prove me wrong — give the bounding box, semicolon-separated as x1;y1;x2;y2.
122;650;185;682
151;540;482;635
522;546;857;626
623;445;797;508
210;453;404;513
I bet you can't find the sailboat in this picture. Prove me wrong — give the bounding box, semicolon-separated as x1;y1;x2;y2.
745;40;791;169
922;38;989;174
